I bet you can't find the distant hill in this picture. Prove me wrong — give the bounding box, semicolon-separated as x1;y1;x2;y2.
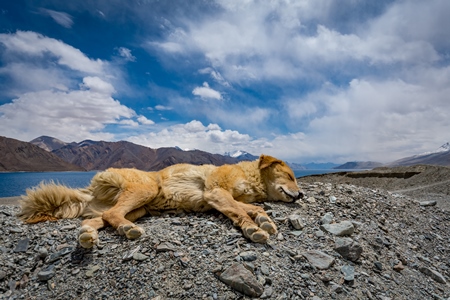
0;136;84;172
389;142;450;167
287;162;306;170
303;162;339;169
334;161;383;170
32;136;256;171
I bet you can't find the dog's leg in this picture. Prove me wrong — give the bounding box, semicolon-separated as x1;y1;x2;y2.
79;217;105;249
77;206;148;248
204;188;269;243
102;184;156;240
238;203;278;235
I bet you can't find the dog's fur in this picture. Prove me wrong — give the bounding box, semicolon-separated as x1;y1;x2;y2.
18;154;303;248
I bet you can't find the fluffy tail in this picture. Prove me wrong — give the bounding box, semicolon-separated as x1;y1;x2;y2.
17;182;93;224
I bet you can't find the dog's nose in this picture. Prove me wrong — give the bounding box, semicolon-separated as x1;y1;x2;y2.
295;191;304;200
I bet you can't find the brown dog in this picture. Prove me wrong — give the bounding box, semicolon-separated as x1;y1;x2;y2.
18;154;303;248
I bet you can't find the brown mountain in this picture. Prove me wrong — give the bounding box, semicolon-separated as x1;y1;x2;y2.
29;136;71;151
0;136;84;172
50;139;242;171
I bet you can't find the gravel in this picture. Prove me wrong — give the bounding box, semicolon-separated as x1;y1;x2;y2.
1;176;450;299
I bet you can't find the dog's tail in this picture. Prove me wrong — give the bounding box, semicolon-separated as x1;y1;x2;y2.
17;182;94;224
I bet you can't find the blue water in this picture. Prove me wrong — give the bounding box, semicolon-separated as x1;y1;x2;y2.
0;171;98;198
0;169;345;198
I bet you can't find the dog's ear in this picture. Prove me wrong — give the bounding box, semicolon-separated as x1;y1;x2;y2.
258;154;283;169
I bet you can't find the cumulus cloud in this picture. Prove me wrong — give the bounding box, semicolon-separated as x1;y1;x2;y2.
137;115;155;125
0;78;136;142
127;120;267;154
192;82;222;100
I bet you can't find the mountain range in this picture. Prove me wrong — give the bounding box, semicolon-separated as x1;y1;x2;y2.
1;135;450;172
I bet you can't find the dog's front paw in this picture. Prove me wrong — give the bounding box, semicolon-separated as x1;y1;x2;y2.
78;225;99;249
243;226;269;243
118;224;145;240
255;215;278;235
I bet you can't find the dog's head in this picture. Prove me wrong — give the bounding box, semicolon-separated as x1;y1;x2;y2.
259;154;304;202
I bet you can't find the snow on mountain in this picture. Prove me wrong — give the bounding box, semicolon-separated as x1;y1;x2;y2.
418;142;450;156
224;150;258;161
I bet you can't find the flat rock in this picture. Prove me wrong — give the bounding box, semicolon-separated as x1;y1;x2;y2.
218;263;264;297
13;238;30;253
320;221;354;236
302;250;335;270
37;265;56;281
419;200;437;207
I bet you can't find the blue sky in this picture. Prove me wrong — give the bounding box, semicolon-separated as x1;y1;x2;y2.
0;0;449;163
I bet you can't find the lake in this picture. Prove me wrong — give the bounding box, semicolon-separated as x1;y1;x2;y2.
0;169;346;198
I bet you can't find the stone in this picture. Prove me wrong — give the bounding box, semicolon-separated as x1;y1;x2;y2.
329;196;337;204
321;212;334;225
302;250;335;270
320;221;354;236
218;263;264;297
0;270;6;280
419;267;447;284
133;252;149;261
419;200;437;207
38;247;48;259
46;246;74;263
334;237;363;262
239;251;257;262
85;265;100;278
156;242;176;252
37;265;56;281
341;265;355;281
288;215;305;230
13;238;30;253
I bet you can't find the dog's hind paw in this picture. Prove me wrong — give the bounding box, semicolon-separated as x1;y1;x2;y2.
78;225;99;249
118;224;145;240
255;215;278;235
243;226;269;243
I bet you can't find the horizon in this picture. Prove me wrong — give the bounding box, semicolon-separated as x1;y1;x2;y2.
1;1;449;164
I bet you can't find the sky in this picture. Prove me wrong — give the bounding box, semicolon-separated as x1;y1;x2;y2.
0;0;449;164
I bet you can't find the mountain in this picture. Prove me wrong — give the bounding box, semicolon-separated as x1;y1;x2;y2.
30;136;71;151
287;162;306;170
50;139;244;171
389;142;450;167
334;161;383;170
303;162;339;169
0;136;84;172
224;150;258;161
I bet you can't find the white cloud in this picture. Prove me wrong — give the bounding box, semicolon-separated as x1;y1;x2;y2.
0;31;104;74
39;9;74;28
192;82;222;100
154;105;172;111
137;115;155;125
80;76;115;94
0;76;137;142
117;47;136;62
128;120;261;154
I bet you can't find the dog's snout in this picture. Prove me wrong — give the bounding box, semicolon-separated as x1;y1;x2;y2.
295;191;304;200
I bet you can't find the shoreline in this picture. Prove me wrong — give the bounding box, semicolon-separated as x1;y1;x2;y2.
0;196;20;206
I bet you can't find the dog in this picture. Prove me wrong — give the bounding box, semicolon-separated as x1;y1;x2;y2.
18;154;303;248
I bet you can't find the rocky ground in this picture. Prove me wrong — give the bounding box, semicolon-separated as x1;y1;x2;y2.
1;165;450;299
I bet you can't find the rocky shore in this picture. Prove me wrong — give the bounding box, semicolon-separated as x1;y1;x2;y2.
1;169;450;299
